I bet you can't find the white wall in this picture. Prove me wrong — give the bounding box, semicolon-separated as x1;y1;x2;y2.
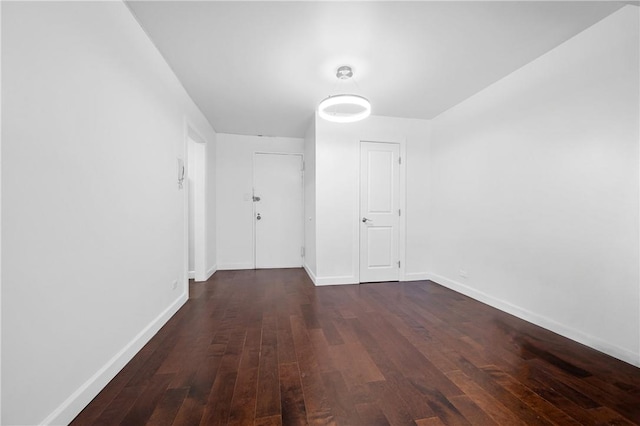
313;115;431;285
303;119;317;277
1;2;216;424
216;133;304;269
428;6;640;366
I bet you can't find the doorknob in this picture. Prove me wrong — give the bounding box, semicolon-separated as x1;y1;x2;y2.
256;213;262;221
362;217;371;223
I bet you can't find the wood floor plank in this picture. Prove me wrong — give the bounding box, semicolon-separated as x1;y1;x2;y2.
308;329;337;374
454;356;554;425
354;402;390;426
532;356;640;422
420;388;470;426
198;328;247;425
524;374;602;425
317;317;345;346
277;310;297;365
254;414;283;426
120;373;173;426
146;387;189;426
321;370;362;425
415;417;447;426
445;369;528;426
447;394;499;426
255;312;281;419
290;314;336;425
199;371;238;426
328;342;385;383
71;270;640;426
170;394;205;426
367;380;420;426
227;326;262;425
91;386;143;426
171;354;223;426
482;365;582;425
359;310;463;399
586;406;637;425
279;362;308;426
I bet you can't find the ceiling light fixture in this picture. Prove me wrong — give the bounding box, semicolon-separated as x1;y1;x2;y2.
318;66;371;123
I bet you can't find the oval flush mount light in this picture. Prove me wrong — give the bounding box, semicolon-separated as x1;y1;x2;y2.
318;66;371;123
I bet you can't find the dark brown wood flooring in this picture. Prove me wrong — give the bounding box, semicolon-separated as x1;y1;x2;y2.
71;268;640;425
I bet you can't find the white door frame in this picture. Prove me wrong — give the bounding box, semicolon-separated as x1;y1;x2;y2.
357;139;407;283
252;151;304;269
184;120;207;283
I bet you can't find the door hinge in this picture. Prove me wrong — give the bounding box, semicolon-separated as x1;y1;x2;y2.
301;246;305;258
398;261;401;268
398;156;402;165
398;209;401;216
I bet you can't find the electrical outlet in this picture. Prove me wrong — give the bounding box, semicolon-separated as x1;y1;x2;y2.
172;280;178;290
459;268;468;279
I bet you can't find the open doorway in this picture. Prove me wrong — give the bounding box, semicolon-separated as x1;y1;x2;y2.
186;126;207;282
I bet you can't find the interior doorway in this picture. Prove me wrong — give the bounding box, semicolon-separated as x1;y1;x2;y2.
186;127;207;282
359;141;401;283
253;152;304;269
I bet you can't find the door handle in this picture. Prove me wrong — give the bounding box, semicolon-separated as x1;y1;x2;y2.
256;213;262;221
362;217;371;223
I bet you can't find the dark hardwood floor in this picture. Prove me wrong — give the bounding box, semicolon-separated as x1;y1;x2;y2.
71;268;640;425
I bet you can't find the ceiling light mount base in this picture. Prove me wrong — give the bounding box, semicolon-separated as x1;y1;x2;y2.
336;65;354;80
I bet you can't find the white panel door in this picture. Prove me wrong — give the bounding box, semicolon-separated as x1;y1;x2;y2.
254;153;303;269
360;142;400;282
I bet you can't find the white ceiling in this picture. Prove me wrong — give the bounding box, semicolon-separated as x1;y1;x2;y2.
127;1;624;137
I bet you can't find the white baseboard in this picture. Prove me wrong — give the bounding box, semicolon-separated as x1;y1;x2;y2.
39;293;189;426
313;274;358;286
303;263;317;285
205;264;217;280
403;272;430;282
303;263;357;286
192;265;216;283
217;262;254;270
426;272;640;367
